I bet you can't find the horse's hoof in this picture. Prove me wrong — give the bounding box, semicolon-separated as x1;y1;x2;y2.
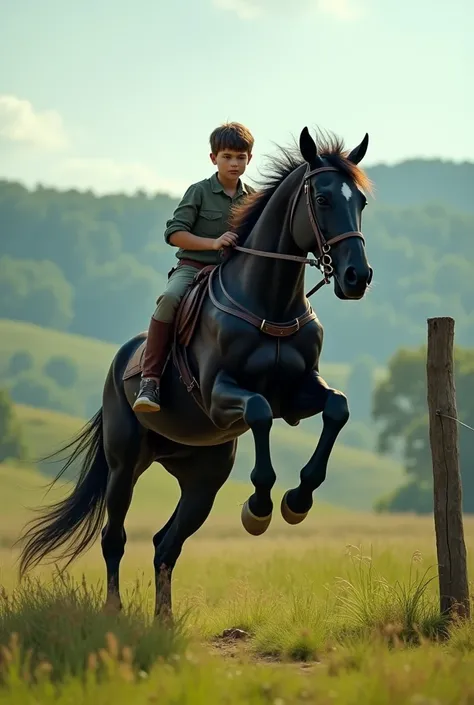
241;499;272;536
102;598;123;615
280;490;309;525
154;608;173;627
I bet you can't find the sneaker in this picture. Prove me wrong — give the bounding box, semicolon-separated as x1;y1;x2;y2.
132;377;161;412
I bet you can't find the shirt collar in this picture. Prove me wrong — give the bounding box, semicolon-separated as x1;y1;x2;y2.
210;172;248;196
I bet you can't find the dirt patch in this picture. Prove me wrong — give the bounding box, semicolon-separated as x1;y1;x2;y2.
208;628;319;672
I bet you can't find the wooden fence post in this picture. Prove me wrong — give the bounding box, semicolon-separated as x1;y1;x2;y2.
427;316;470;620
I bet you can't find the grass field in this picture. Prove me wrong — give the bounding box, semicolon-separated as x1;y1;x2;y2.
2;323;469;701
0;460;473;702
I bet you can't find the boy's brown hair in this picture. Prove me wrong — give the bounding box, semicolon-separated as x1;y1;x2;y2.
209;122;254;156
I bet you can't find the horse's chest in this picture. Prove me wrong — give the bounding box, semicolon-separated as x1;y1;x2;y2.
236;329;321;382
211;313;323;390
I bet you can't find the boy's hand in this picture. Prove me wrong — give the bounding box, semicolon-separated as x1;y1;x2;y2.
213;232;238;250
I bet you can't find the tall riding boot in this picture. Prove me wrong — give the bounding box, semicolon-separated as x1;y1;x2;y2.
133;318;173;413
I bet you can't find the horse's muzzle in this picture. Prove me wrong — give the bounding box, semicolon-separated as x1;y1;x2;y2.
336;265;373;300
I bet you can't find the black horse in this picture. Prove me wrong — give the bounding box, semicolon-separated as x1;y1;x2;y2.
18;127;373;620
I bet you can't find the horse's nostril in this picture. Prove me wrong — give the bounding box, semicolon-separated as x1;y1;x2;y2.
344;266;358;287
367;268;373;285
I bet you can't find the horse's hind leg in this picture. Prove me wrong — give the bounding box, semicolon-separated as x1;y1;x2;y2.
101;382;154;612
153;440;235;621
281;370;349;524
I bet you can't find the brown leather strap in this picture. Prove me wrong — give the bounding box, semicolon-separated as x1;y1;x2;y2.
304;176;325;256
304;277;329;298
177;259;210;270
208;266;317;337
233;245;318;267
172;327;207;412
326;231;365;246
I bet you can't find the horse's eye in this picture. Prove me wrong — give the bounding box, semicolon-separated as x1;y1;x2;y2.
316;195;327;206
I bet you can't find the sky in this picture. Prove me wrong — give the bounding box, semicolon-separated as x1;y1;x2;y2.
0;0;471;197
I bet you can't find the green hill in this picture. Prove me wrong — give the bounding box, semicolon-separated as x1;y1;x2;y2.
0;318;118;372
0;318;361;419
367;159;474;213
14;403;404;512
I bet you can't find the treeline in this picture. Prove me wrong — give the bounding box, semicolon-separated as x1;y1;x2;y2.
1;158;474;364
367;159;474;213
0;181;177;343
4;351;81;414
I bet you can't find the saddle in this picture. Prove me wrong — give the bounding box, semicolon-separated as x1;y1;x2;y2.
123;266;216;412
175;265;215;347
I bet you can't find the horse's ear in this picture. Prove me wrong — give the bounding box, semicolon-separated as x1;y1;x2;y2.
299;127;323;167
347;133;369;164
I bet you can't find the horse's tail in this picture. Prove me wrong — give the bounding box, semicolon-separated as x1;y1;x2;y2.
18;408;109;578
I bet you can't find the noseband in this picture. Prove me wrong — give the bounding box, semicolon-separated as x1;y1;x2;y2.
233;164;365;297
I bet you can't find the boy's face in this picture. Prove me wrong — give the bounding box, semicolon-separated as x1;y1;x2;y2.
210;149;252;181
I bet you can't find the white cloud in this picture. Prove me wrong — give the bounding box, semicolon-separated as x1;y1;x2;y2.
212;0;363;20
0;95;183;196
0;94;69;151
57;157;187;197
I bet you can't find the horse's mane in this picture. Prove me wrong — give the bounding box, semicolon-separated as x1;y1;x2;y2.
230;129;373;245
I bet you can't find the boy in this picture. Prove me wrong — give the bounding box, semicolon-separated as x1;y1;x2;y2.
133;121;255;413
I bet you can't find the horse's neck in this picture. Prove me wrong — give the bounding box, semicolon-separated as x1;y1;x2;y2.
223;171;308;321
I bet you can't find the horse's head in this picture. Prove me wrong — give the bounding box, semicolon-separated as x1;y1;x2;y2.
291;127;373;300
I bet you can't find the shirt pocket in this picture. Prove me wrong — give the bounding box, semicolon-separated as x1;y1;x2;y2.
197;209;223;237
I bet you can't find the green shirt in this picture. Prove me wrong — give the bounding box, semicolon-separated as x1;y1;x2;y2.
164;172;255;264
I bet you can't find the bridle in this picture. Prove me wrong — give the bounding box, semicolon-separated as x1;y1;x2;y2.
209;164;367;338
233;164;366;297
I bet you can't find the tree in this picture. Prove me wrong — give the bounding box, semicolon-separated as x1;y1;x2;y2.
0;256;74;330
44;356;78;388
373;345;474;513
0;387;25;462
8;350;34;376
9;372;65;413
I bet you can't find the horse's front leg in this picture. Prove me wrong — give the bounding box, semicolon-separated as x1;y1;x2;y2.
210;369;276;535
281;370;349;524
